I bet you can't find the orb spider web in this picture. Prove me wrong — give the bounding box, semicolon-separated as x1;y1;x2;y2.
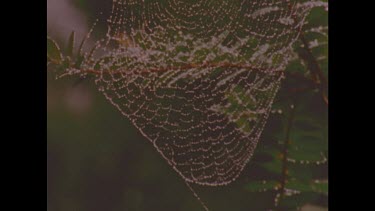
54;0;317;209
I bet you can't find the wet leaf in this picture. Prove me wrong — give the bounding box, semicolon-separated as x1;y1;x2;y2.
244;180;280;192
47;37;62;63
66;31;75;57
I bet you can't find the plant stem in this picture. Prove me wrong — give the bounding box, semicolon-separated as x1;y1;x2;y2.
275;100;296;210
297;34;328;105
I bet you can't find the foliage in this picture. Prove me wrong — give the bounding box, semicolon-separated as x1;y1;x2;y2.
243;3;328;210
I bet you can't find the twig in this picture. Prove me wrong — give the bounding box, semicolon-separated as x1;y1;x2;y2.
275;100;296;210
284;0;328;105
298;34;328;105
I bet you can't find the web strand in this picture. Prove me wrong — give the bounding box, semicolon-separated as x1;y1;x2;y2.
62;0;313;186
185;181;210;211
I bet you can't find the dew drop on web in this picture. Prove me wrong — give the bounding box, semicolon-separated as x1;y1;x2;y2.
58;0;322;188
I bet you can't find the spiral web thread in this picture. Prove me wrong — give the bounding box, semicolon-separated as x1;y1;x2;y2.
60;0;320;208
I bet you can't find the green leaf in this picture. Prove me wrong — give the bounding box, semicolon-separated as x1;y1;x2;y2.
312;180;328;195
74;55;85;69
285;180;313;192
257;146;280;159
77;34;87;56
288;149;327;163
47;37;62;63
290;135;328;152
244;180;280;192
257;159;282;174
66;31;75;57
285;180;328;195
279;192;320;209
288;164;314;182
87;45;98;62
56;58;71;74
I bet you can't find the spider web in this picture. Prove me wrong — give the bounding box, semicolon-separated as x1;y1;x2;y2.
68;0;314;186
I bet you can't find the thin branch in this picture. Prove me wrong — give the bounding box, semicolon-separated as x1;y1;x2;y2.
298;33;328;105
275;100;296;210
284;0;328;105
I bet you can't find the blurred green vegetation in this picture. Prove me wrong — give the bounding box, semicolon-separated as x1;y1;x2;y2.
47;1;328;210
